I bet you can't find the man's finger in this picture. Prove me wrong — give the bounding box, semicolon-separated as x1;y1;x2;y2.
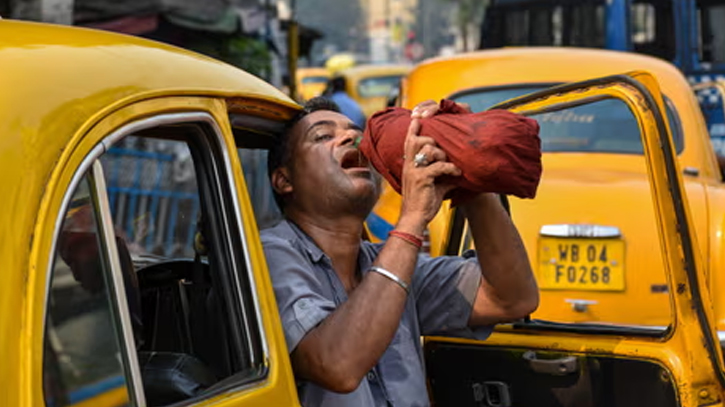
456;102;472;113
404;118;421;160
417;144;447;164
425;162;462;178
411;99;439;118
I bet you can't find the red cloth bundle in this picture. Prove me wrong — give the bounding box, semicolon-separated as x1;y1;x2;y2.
359;99;542;205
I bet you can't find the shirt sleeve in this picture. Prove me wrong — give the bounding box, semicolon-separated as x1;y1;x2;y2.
412;253;493;340
261;234;337;353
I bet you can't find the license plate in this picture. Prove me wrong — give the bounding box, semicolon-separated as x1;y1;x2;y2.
537;238;625;291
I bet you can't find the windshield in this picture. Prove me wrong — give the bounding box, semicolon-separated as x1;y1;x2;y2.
451;85;684;154
357;75;404;98
301;76;329;84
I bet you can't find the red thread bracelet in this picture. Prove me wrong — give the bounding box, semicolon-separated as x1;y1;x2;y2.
388;230;424;248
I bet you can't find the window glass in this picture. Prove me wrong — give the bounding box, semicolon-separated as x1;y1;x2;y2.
98;124;263;406
301;76;329;84
44;173;131;407
452;85;684;153
357;75;404;98
697;0;725;63
631;0;675;61
238;148;282;230
481;1;605;48
458;96;673;330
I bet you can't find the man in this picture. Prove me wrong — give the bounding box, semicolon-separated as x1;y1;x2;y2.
325;75;367;129
262;97;539;406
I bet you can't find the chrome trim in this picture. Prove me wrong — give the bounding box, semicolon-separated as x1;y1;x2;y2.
203;116;270;367
43;143;105;339
91;161;148;407
718;330;725;343
683;167;699;177
540;224;622;238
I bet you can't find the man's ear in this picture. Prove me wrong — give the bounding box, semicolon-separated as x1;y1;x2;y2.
271;167;293;197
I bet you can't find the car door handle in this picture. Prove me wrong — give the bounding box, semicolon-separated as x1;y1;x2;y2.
522;350;578;375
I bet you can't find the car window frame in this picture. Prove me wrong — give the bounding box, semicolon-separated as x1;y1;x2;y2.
449;82;686;153
43;111;271;406
488;72;725;387
42;158;145;406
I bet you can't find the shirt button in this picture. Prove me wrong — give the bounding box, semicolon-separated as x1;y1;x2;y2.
367;372;376;381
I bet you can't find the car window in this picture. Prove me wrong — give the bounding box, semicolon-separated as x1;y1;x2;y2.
301;76;329;84
43;173;132;407
45;116;267;407
237;148;282;230
100;121;267;405
452;85;684;153
357;75;404;98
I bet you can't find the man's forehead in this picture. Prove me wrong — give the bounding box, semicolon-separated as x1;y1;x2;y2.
295;110;353;133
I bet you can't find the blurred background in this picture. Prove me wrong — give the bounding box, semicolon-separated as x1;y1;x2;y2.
0;0;482;89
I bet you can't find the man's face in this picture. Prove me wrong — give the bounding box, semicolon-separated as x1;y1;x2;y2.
282;110;380;216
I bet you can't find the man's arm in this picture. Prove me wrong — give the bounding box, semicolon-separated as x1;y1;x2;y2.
463;193;539;326
290;119;460;393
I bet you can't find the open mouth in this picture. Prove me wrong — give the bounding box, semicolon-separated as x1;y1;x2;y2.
339;149;369;170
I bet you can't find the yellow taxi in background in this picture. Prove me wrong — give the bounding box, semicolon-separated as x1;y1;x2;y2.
369;48;725;332
339;64;411;118
6;19;725;406
0;19;301;407
295;67;330;101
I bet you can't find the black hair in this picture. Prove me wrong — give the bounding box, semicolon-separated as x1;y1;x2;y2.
267;96;341;211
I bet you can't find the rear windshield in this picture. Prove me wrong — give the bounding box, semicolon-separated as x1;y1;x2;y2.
301;76;329;84
357;75;404;98
451;85;684;154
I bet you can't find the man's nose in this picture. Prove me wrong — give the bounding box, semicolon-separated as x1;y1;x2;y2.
337;131;356;147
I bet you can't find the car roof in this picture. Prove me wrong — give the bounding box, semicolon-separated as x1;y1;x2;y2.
406;47;691;105
341;64;412;80
0;21;299;293
403;47;715;177
0;20;298;157
297;67;330;77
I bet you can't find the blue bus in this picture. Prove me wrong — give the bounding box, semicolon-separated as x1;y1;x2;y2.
479;0;725;153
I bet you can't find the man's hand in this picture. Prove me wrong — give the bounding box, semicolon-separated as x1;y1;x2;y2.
398;118;461;235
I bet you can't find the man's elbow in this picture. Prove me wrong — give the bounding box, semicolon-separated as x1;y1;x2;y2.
317;368;364;394
303;358;365;394
498;292;539;322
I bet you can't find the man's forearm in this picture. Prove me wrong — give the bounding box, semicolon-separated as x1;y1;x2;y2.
462;193;539;324
292;219;423;392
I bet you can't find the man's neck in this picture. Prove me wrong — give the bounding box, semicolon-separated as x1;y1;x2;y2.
286;210;364;292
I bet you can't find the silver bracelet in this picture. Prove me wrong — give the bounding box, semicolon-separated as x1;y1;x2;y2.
369;266;410;295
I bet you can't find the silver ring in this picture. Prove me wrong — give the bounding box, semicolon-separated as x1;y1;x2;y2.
413;152;428;168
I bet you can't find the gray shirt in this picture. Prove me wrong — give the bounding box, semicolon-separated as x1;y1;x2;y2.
261;220;491;407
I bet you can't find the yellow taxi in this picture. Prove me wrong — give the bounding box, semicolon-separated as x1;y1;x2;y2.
295;67;329;102
338;64;411;118
370;48;725;332
1;19;301;406
7;19;725;407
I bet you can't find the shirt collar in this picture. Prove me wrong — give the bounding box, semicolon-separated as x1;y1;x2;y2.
283;219;328;263
281;219;378;270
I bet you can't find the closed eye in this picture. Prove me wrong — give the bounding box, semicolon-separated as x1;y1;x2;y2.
314;133;334;142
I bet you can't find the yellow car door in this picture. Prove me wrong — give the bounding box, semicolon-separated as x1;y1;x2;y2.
424;71;725;406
